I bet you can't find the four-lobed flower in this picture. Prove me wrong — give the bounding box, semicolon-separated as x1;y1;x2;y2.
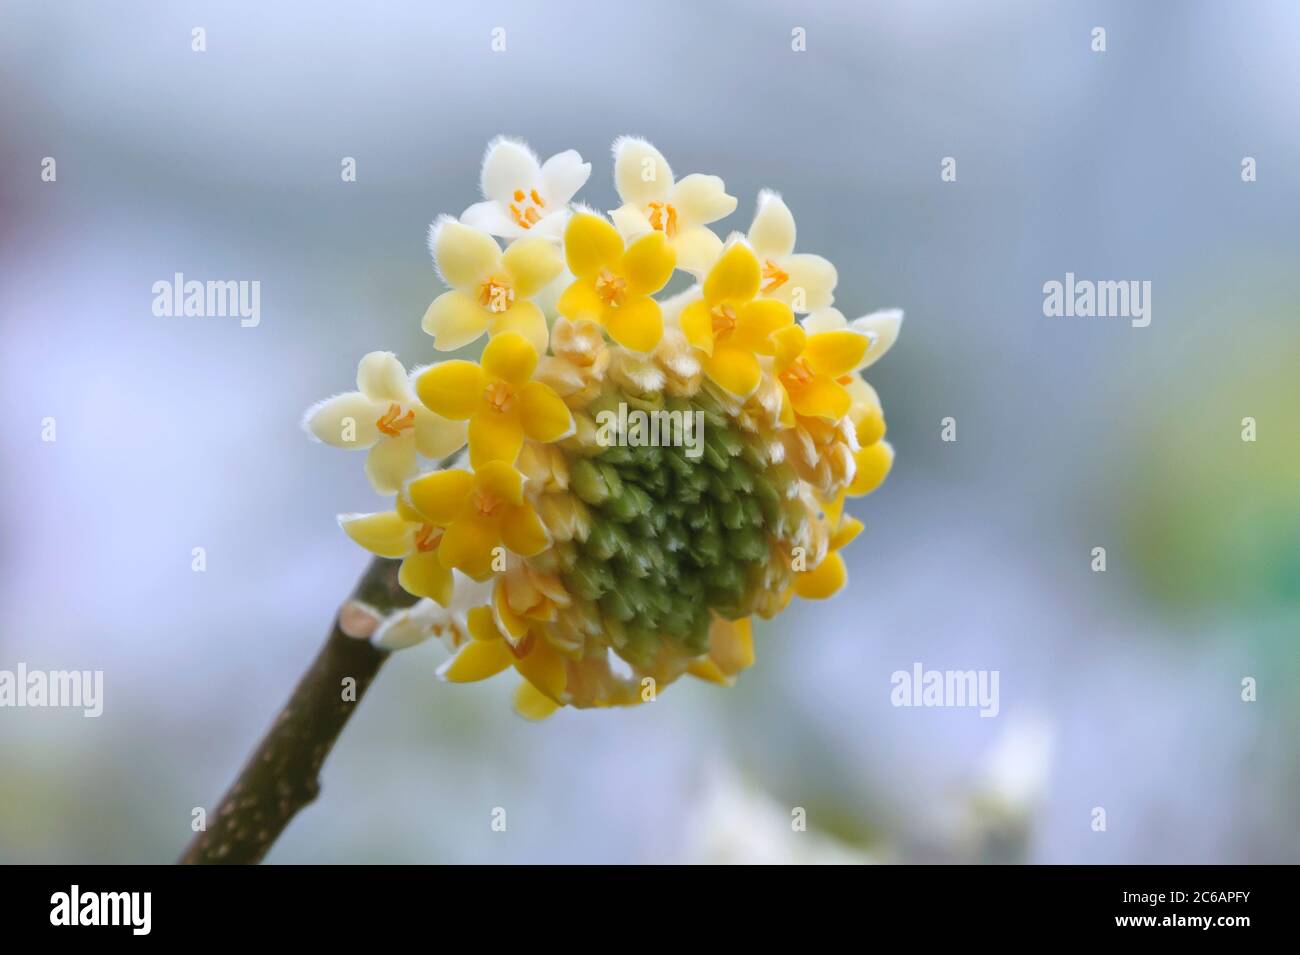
303;351;467;495
609;137;737;274
556;211;676;353
422;218;564;355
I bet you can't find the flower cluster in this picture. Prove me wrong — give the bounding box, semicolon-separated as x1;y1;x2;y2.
304;136;900;719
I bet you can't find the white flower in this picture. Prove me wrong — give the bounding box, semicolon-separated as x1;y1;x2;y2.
802;307;903;371
609;137;737;274
460;137;590;241
679;766;878;865
745;190;838;313
373;572;493;652
303;352;467;495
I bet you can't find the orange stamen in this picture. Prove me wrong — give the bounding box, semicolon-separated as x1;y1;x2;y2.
375;403;416;437
478;278;515;313
484;380;516;414
507;188;546;229
414;524;443;552
594;269;627;308
471;488;504;519
647;201;678;237
711;304;738;340
761;259;789;293
779;358;814;392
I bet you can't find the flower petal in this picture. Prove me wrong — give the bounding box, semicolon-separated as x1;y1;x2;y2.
734;299;795;353
518;380;575;443
481;331;538;385
502;237;564;298
704;346;762;398
356;351;411;403
801;307;848;335
671;173;737;227
622;231;676;295
437;638;514;682
803;329;871;378
794;551;847;600
413;409;468;460
672;225;724;275
848;440;894;496
479;136;542;203
416;359;486;420
540;149;591;205
476;460;525;505
399;550;455;605
708;616;754;676
789;376;851;421
747;190;796;259
468;409;525;467
604;295;663;353
771;324;807;370
339;511;416;559
564;212;624;278
460;199;523;239
556;279;603;322
421;290;492;352
365;433;418;494
610;203;653;239
429;218;501;289
852;308;904;369
773;253;837;313
492;581;531;642
513;680;561;720
514;639;567;701
500;503;550;557
438;517;499;579
303;392;380;448
612;136;672;206
406;469;475;525
489;300;549;356
830;515;864;551
679;300;714;355
703;242;761;305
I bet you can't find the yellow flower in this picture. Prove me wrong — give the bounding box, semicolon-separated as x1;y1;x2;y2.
556;211;675;353
404;460;550;580
416;332;574;467
845;376;895;497
609;137;737;274
337;503;454;605
792;494;863;601
686;617;756;686
770;322;872;426
679;243;795;398
422;218;563;354
803;307;903;373
438;605;570;721
303;351;467;495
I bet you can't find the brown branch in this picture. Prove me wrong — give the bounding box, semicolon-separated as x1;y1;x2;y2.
179;556;418;864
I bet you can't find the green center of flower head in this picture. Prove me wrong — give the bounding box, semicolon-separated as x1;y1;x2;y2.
558;387;804;670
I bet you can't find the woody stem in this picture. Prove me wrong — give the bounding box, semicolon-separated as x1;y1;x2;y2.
178;556;418;864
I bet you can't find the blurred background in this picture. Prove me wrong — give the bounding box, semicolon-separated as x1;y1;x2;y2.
2;0;1298;863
